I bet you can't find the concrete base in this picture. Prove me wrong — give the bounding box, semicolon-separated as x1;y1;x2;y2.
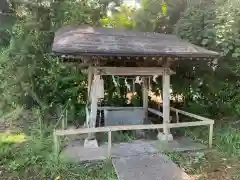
84;139;99;148
135;130;146;138
61;138;207;162
157;132;173;141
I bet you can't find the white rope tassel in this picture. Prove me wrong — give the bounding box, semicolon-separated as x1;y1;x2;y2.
112;75;118;87
153;75;158;83
125;78;131;91
135;76;143;84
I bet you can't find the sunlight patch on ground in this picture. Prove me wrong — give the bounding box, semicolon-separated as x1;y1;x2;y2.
0;132;26;143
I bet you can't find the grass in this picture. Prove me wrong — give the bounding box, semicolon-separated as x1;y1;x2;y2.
166;122;240;180
1;109;240;180
0;123;117;180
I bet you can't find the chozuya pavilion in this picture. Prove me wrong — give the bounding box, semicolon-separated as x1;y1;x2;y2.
51;25;219;156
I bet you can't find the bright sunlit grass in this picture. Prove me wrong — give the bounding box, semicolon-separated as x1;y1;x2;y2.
0;132;26;143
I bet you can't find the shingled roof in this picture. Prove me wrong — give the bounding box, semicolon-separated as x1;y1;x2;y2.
52;25;219;58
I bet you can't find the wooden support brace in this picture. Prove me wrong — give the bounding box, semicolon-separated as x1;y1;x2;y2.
148;108;172;122
176;110;179;123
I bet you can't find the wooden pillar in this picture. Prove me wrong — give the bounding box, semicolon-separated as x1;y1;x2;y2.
162;69;170;135
142;77;148;121
87;66;93;98
87;66;94;138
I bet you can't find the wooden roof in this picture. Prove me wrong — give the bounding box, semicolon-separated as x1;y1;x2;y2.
52;25;219;58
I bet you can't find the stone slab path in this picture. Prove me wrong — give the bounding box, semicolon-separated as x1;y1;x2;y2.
112;153;191;180
61;138;205;179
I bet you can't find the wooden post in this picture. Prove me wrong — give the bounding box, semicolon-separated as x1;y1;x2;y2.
87;66;93;138
87;66;93;98
162;69;170;135
108;130;112;158
61;116;65;130
53;131;59;156
142;77;148;121
61;109;68;130
176;110;179;123
209;124;213;148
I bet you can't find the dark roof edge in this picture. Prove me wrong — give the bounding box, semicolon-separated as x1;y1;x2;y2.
52;50;219;58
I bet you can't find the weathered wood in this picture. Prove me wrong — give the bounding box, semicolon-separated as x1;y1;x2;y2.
61;110;68;130
176;110;179;123
132;79;136;92
108;130;112;158
87;66;93;97
55;121;214;136
142;77;148;121
158;104;215;123
52;25;219;59
86;66;93;138
92;67;175;76
162;69;171;135
168;106;215;122
209;124;213;148
98;106;143;110
53;131;59;155
148;108;173;122
148;108;163;117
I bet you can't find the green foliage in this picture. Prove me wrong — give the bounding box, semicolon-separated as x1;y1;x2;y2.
0;118;116;179
101;5;135;28
0;0;119;123
0;0;16;48
174;0;240;117
134;0;185;33
187;123;240;159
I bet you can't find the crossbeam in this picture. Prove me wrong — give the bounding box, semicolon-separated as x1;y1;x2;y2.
92;66;175;76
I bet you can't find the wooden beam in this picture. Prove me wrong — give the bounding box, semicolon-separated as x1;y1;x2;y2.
98;106;143;110
92;67;175;76
54;121;214;136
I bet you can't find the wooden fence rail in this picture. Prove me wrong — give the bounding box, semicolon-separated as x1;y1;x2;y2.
53;107;214;156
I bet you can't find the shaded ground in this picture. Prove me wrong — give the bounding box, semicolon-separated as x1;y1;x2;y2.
0;117;239;180
168;150;240;180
